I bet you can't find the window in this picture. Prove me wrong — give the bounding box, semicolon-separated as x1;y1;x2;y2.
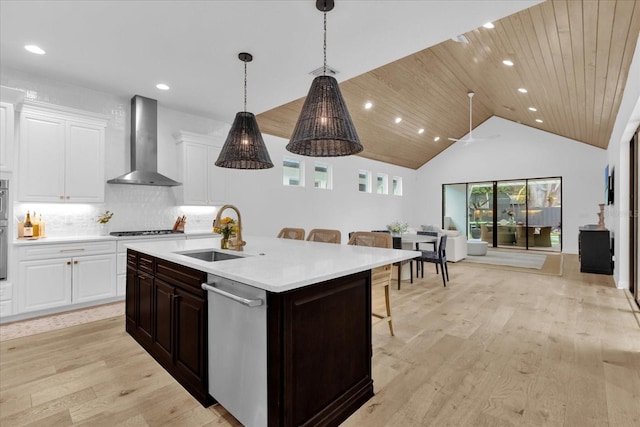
358;170;371;193
314;162;332;189
377;173;388;194
283;158;304;187
392;176;403;196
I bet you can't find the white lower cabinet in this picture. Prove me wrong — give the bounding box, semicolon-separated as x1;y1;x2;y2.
0;282;14;317
18;241;117;314
71;253;117;303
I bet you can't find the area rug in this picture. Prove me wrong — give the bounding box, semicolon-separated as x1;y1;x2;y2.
460;250;563;276
0;301;125;342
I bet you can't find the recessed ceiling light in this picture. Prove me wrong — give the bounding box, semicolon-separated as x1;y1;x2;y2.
156;83;170;91
364;101;372;110
528;107;537;112
535;119;543;123
24;45;45;55
451;34;469;44
483;22;495;29
502;59;514;66
518;88;528;93
418;128;425;134
434;136;440;142
395;117;402;124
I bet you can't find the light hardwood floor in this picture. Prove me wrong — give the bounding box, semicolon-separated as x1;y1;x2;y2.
1;254;638;426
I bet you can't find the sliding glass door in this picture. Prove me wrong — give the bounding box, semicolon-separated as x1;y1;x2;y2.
527;178;562;251
496;181;526;248
443;177;562;252
467;182;493;241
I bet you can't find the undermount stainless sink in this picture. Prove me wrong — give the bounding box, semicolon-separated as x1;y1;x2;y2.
177;250;243;262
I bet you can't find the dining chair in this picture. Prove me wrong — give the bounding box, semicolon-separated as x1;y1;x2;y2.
277;227;305;240
348;231;394;336
416;234;449;287
415;231;438;277
306;228;341;244
371;230;414;290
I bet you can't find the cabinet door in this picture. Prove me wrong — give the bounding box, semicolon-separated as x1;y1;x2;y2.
126;267;136;323
174;288;207;386
65;121;105;202
207;145;227;205
183;142;209;205
19;113;66;202
0;102;14;172
135;270;154;345
72;254;116;303
19;258;71;312
153;279;175;364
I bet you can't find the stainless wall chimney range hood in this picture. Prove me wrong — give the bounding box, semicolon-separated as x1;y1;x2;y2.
107;95;181;187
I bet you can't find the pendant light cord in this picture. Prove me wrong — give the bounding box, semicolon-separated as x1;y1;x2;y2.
244;60;247;112
323;10;327;75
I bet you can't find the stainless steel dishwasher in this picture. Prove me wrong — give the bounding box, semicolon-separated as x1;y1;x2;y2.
202;274;267;427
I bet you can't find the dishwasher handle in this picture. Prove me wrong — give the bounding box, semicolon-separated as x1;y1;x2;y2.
201;282;263;307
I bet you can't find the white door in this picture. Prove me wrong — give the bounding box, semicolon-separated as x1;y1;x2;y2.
19;113;66;202
19;258;71;312
72;254;116;303
66;121;105;202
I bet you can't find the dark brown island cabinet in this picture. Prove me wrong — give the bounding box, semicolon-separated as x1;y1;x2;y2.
578;226;614;275
126;249;374;426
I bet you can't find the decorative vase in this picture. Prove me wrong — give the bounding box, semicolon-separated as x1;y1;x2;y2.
99;223;109;236
220;237;230;250
597;203;606;229
470;228;481;239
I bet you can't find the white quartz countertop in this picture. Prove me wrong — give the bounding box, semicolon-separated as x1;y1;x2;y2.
12;231;214;246
125;236;420;293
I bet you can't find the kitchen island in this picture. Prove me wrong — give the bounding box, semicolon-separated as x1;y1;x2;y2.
125;236;418;427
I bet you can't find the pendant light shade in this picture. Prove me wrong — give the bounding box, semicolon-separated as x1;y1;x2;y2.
216;111;273;169
286;75;363;156
216;52;274;169
286;0;362;157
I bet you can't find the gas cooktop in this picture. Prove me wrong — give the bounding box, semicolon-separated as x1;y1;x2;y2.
110;229;184;237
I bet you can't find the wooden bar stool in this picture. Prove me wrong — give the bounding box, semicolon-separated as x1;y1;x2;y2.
306;229;341;244
348;231;395;336
277;228;305;240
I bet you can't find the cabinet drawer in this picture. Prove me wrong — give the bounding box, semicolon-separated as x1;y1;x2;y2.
19;241;117;260
156;258;206;294
0;282;13;301
138;253;154;274
117;235;186;253
0;300;13;317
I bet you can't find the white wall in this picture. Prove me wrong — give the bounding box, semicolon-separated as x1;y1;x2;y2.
414;117;608;254
222;134;416;242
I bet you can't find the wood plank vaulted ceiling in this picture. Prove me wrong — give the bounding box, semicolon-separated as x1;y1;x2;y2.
257;0;640;170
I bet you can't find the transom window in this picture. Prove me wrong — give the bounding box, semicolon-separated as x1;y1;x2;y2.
283;158;304;187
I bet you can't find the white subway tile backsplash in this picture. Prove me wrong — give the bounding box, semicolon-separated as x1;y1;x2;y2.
15;186;217;237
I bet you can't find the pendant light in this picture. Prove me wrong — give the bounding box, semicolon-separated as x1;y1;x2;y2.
286;0;362;157
216;52;274;169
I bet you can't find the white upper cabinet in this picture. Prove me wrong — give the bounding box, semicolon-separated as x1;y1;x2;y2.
18;102;108;203
0;102;15;172
175;131;227;206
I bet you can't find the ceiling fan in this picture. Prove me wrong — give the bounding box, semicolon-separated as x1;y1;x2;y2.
448;91;498;146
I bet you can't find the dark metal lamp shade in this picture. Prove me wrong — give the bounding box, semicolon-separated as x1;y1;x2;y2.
216;111;274;169
286;75;363;157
